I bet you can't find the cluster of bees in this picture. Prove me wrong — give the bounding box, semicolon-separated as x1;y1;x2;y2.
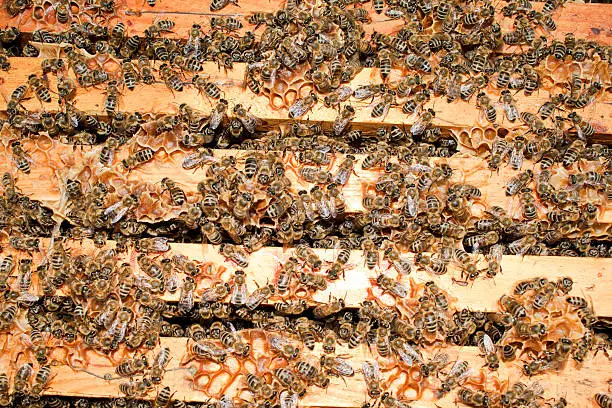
0;219;608;407
0;0;611;406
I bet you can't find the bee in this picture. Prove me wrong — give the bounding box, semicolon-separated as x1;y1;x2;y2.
474;332;499;370
348;316;370;348
410;108;435;135
371;91;396;120
476;92;496;123
499;294;527;318
313;297;345;319
269;336;300;360
122;148;156;170
211;16;243;31
324;86;353;108
219;322;250;356
103;80;120;115
333;105;355;136
233;104;258;133
561;139;585;168
245;284;274;310
116;355;148;377
505;170;533;196
13;363;33;394
500;90;519;122
362;361;382;398
539;94;565;120
595;393;612;408
182;147;215;170
567;112;594;141
28;74;52;103
159;64;183;92
295;317;316;350
391;337;423;367
104;194;138;224
159;178;186;206
135;56;155;85
12;236;40;252
376;274;408;298
438;360;471;397
354;84;385;100
457;389;490;408
210;0;238;11
419;352;449;378
190;340;228;363
289;92;318;118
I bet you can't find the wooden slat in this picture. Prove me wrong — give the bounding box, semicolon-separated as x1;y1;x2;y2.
0;141;610;226
0;335;607;407
5;239;610;317
1;0;610;47
2;58;611;136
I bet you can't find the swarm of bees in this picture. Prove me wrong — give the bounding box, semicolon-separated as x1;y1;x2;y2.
0;0;611;406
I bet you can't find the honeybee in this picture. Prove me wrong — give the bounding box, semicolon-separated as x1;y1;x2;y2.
438;360;471;397
475;332;499;370
376;274;408;298
159;64;183;92
371;91;396;120
10;141;32;174
28;74;52;103
500;90;519;122
289;92;318;118
362;361;382;398
410;108;435;135
391;337;423;367
122;148;156;170
333;105;355;136
104;194;138;224
269;336;300;360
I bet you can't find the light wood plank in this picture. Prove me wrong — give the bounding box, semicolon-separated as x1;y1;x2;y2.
3;239;610;316
0;141;609;225
0;335;606;407
2;58;611;136
1;0;609;47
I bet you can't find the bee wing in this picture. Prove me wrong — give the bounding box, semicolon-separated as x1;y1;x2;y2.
208;109;224;130
455;367;473;384
510;144;524;169
104;200;123;216
149;237;170;252
482;333;496;353
405;194;418;217
524;381;544;398
488;244;504;263
448;360;468;377
268;336;283;351
337;85;353;101
109;206;129;224
504;103;518;121
362;360;379;381
410;118;425;136
17;292;39;303
182;153;207;170
333;357;355;376
395;348;415;367
333;116;351;136
431;353;449;366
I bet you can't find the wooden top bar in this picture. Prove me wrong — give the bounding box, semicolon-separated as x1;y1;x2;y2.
0;335;606;407
1;0;610;47
3;239;610;316
2;58;611;136
0;142;609;225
